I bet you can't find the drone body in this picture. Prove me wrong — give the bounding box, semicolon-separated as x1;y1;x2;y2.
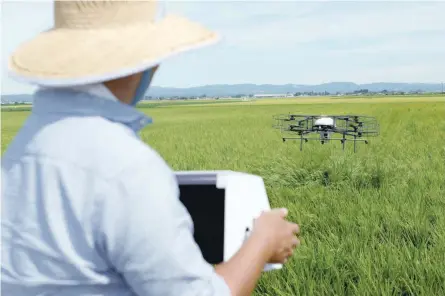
314;117;335;127
273;114;379;152
313;116;335;142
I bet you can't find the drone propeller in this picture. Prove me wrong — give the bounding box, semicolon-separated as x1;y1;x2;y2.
348;123;358;132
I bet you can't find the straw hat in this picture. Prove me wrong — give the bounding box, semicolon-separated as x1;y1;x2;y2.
8;0;220;87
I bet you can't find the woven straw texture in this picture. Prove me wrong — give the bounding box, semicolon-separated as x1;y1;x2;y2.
9;0;219;85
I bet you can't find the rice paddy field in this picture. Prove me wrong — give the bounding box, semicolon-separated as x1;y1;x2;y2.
2;95;445;295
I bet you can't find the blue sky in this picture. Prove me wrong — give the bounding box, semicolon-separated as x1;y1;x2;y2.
2;0;445;95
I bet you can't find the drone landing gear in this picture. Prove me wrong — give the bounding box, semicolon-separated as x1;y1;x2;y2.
299;134;308;151
354;135;357;153
282;134;308;151
342;133;346;151
282;135;368;152
340;136;369;153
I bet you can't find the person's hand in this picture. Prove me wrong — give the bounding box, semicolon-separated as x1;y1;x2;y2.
250;208;300;264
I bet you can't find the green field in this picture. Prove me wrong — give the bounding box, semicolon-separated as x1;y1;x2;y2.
2;96;445;295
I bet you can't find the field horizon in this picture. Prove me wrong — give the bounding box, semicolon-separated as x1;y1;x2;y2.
2;96;445;295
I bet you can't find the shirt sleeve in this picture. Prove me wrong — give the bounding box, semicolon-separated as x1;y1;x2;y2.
94;149;232;296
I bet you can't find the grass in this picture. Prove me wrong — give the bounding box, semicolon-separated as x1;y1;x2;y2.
2;96;445;295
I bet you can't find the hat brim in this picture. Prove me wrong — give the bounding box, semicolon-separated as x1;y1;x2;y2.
8;14;220;87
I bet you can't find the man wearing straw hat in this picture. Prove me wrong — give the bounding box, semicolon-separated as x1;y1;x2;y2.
1;1;301;295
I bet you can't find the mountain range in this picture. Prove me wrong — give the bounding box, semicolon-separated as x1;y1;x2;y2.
1;82;443;103
146;82;443;97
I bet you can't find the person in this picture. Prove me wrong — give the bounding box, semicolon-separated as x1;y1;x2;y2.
1;1;301;296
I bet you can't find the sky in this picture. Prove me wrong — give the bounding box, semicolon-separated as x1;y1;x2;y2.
1;0;445;95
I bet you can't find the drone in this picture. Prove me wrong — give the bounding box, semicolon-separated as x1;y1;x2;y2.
273;114;379;152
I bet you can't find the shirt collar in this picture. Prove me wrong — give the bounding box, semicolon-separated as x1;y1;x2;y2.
70;83;119;102
31;86;152;132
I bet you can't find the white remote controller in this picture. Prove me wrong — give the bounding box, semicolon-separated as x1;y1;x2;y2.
175;170;284;272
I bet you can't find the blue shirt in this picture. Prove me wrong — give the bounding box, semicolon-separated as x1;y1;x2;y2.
1;87;231;296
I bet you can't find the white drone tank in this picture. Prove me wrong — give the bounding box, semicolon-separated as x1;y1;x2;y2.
314;117;335;127
314;117;335;142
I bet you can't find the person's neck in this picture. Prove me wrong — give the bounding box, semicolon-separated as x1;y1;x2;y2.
103;75;142;105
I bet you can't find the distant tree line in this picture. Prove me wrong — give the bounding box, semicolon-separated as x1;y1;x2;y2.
141;89;442;101
293;89;429;96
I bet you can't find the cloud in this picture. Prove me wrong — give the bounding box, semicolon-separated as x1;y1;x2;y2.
218;1;445;49
1;1;53;95
2;0;445;94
